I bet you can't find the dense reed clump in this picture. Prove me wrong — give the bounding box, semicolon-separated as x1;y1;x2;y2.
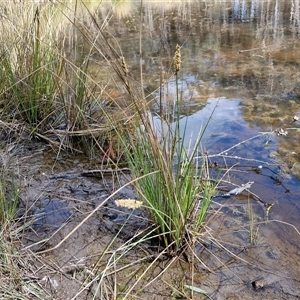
0;2;126;157
65;1;218;251
69;1;217;252
113;44;216;253
0;4;61;130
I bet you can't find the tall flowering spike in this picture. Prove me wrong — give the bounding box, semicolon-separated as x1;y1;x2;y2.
173;44;181;76
120;56;129;76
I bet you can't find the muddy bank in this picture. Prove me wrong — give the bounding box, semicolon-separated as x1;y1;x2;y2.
0;132;294;299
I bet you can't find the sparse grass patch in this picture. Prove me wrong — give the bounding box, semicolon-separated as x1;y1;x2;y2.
0;155;48;299
0;155;20;226
0;223;50;300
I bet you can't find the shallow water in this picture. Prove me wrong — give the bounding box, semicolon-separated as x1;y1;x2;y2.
81;0;300;178
12;1;300;299
103;0;300;221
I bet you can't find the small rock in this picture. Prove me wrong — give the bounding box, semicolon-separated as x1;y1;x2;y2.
251;277;267;290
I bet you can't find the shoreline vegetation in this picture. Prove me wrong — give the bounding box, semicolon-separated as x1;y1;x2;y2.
1;1;300;299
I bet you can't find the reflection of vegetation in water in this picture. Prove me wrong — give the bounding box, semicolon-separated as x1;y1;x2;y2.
84;0;300;122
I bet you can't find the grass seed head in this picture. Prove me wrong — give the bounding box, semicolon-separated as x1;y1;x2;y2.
120;56;129;76
173;44;181;75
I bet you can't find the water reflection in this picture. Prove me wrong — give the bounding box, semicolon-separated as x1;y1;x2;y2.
34;0;299;174
11;0;300;179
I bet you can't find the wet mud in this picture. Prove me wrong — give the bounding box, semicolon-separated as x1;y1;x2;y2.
7;114;299;300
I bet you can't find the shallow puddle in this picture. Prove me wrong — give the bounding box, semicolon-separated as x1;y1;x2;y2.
33;198;72;232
